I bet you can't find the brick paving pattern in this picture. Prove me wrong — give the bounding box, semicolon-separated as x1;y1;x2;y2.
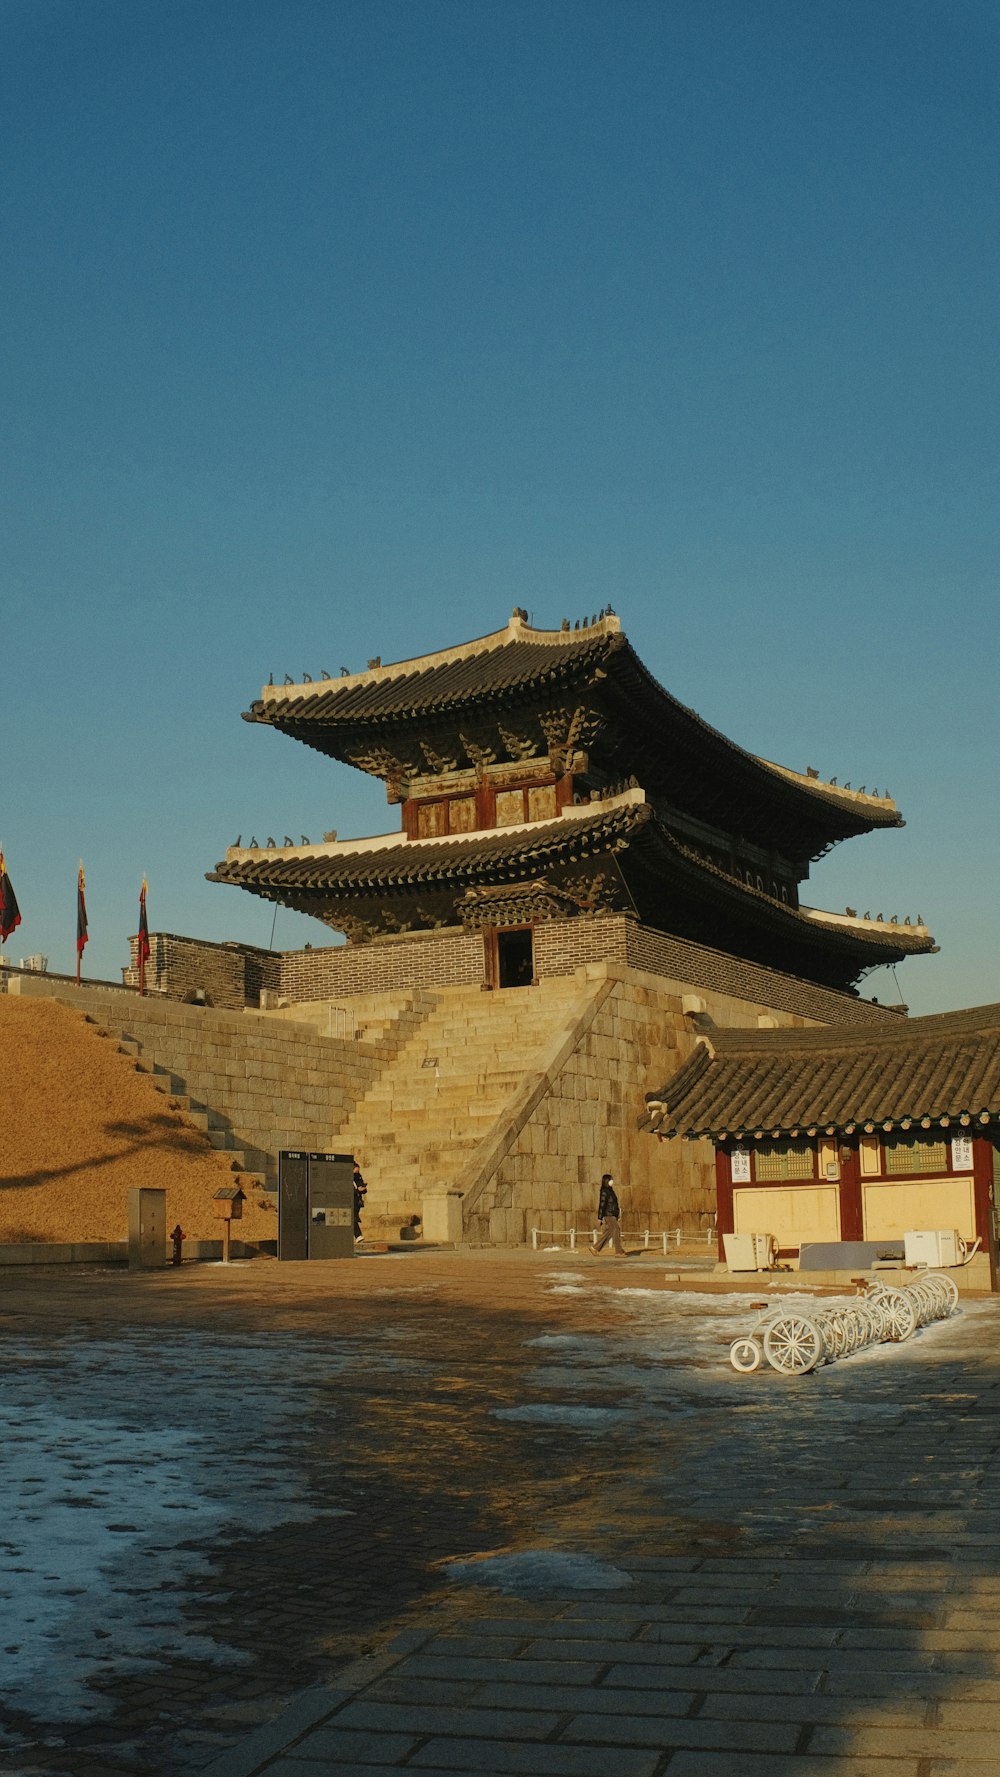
0;1253;997;1776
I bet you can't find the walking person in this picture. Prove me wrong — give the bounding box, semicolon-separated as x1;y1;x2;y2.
352;1162;368;1242
589;1172;625;1256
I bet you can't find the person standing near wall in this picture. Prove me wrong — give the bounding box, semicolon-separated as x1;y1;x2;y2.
589;1172;625;1256
352;1163;368;1242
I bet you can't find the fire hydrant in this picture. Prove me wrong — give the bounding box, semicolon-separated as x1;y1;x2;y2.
169;1224;186;1267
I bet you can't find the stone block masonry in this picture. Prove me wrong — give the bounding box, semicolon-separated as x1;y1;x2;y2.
9;977;389;1192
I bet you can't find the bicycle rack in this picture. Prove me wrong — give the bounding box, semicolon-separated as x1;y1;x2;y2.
729;1271;960;1375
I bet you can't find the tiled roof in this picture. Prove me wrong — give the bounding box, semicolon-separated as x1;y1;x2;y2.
644;1003;1000;1138
242;611;903;851
209;803;647;894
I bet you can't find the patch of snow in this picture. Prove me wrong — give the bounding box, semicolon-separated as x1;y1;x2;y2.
0;1329;363;1729
445;1549;629;1593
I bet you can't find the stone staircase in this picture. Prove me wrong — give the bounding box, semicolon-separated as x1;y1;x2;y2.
115;1037;269;1196
334;978;588;1238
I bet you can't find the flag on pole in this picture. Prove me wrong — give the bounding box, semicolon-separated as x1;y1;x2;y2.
137;877;150;995
0;850;21;944
76;862;88;983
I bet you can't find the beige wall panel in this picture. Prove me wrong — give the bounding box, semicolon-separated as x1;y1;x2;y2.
733;1184;841;1246
862;1177;975;1241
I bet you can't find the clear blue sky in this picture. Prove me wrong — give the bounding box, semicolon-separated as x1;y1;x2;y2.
3;0;997;1015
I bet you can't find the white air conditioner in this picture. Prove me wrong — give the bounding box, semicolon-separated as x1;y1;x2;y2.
723;1232;776;1272
904;1229;962;1268
753;1232;778;1269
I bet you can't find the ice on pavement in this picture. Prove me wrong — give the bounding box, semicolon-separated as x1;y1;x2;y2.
446;1549;629;1592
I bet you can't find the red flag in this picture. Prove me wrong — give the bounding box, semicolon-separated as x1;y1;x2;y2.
76;863;88;983
0;850;21;944
137;878;150;994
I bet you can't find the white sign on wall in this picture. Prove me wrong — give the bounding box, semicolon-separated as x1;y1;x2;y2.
951;1134;974;1173
731;1146;751;1183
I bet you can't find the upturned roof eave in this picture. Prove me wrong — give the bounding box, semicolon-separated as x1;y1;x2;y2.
645;1007;1000;1140
240;614;903;847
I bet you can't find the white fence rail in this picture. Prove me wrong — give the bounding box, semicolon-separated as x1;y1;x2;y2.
531;1224;716;1253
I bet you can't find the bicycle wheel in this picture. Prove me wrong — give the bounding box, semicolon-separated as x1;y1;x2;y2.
762;1314;826;1375
729;1337;763;1373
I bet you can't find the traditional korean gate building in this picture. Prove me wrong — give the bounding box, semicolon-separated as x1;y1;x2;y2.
209;608;934;995
115;608;942;1242
643;1004;1000;1290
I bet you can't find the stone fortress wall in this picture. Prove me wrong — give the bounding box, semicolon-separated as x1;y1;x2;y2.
5;920;901;1247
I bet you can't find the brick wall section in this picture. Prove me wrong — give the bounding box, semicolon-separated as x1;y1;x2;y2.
126;920;900;1029
277;929;484;1000
534;915;631;977
11;979;387;1190
625;923;900;1029
125;933;279;1010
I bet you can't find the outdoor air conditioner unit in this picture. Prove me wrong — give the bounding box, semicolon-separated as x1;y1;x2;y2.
753;1232;778;1269
904;1229;962;1268
723;1232;777;1273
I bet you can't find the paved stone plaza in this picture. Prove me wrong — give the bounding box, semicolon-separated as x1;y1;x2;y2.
1;1253;999;1777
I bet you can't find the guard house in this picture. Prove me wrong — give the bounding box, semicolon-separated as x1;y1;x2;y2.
208;608;935;996
643;1004;1000;1291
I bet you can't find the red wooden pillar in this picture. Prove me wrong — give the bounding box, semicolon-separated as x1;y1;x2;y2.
837;1141;863;1243
715;1146;733;1262
972;1134;998;1291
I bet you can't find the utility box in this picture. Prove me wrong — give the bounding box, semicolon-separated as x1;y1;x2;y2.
723;1232;757;1271
905;1229;962;1267
128;1187;166;1270
723;1231;776;1272
278;1151;355;1260
753;1233;778;1269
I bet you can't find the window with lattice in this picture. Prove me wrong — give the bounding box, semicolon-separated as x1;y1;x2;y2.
883;1134;948;1176
527;784;558;822
495;789;525;827
449;796;478;832
753;1141;815;1181
416;801;446;838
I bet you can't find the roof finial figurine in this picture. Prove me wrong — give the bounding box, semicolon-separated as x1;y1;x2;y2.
846;906;856;917
283;673;294;684
233;835;241;848
267;672;274;686
321;669;332;679
876;912;883;923
249;836;257;849
266;837;276;849
829;776;837;786
302;672;312;682
806;765;819;778
340;666;350;676
301;834;310;845
284;836;294;847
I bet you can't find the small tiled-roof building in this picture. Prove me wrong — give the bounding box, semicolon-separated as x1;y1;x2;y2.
644;1004;1000;1288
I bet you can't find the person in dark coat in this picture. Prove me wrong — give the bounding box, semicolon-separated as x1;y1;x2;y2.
589;1172;625;1255
352;1164;368;1241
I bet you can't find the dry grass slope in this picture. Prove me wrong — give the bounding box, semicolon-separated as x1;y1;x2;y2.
0;998;276;1246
